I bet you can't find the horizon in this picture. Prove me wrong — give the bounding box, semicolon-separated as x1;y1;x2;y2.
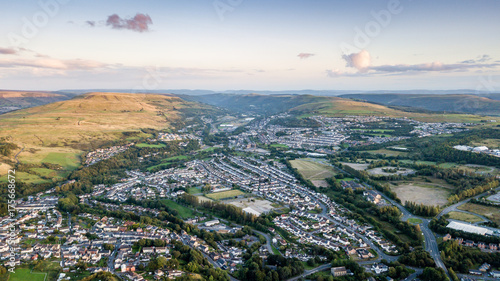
1;1;499;92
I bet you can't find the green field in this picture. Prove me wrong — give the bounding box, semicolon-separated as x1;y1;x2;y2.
365;149;408;157
30;167;57;177
270;144;289;149
447;211;484;223
407;218;423;224
136;143;166;148
399;160;438;166
352;129;395;133
162;155;189;162
9;268;46;281
0;172;50;184
160;199;194;219
205;190;246;200
290;158;337;186
187;187;201;194
42;152;80;170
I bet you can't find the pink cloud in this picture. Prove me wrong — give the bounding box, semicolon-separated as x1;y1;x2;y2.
106;13;152;32
0;48;17;55
342;50;371;72
297;53;315;59
0;57;108;70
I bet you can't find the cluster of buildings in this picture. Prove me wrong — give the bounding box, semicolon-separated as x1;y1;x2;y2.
411;122;469;137
155;132;201;143
453;145;500;157
443;233;500;252
87;163;206;202
84;143;135;166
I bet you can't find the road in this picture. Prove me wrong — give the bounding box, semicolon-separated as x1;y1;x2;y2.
373;187;447;272
107;242;120;272
14;146;24;164
253;230;276;255
438;186;500;219
287;263;331;281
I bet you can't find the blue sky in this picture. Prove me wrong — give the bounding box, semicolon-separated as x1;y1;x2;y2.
1;0;499;91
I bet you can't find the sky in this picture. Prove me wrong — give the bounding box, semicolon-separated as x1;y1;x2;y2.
1;0;499;91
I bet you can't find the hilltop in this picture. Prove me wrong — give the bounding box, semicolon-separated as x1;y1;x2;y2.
0;92;216;182
339;93;500;116
0;90;70;113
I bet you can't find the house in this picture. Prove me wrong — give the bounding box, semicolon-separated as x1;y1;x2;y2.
443;234;452;241
142;247;154;254
331;266;352;277
154;270;164;279
356;248;374;259
205;219;220;227
479;263;491;272
167;270;184;277
469;269;482;275
490;271;500;278
489;243;498;251
372;263;389;274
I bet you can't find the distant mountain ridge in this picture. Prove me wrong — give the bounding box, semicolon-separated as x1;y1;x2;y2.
339;94;500;116
0;90;70;114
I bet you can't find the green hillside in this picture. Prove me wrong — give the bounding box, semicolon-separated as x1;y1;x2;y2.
339;93;500;116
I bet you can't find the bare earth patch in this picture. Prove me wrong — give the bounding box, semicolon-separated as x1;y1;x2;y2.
311;180;328;187
341;162;369;171
226;197;275;214
391;183;450;206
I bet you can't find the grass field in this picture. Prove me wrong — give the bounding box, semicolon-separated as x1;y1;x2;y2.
187;187;201;194
290;158;337;187
30;167;57;177
365;149;408;157
447;211;484;223
471;138;500;149
136;143;166;148
0;172;50;184
160;199;194;219
455;164;499;176
399;160;438;166
390;181;451;206
269;144;289;149
205;189;245;200
407;218;423;224
458;203;500;225
9;268;46;281
42;152;80;169
162;155;189;162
